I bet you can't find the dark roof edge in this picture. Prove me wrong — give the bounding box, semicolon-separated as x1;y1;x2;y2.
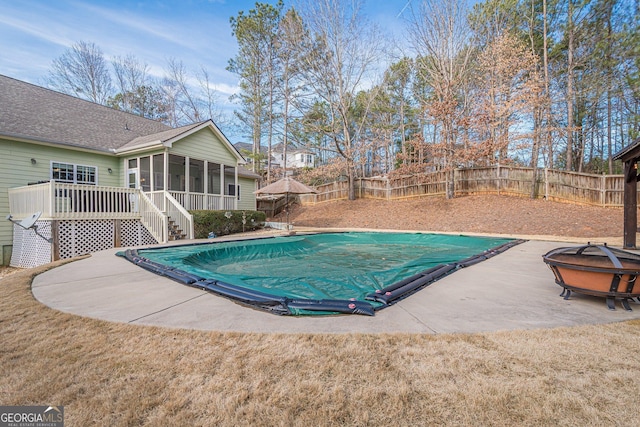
613;138;640;161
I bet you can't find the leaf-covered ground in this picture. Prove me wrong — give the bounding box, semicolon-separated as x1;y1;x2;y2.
289;194;623;239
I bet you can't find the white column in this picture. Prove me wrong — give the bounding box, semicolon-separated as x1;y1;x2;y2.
184;156;190;210
203;160;208;195
234;165;238;209
220;164;225;196
163;150;169;211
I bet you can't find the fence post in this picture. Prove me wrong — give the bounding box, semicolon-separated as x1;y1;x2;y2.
544;168;549;200
601;174;606;207
496;163;501;195
386;177;391;200
453;168;458;197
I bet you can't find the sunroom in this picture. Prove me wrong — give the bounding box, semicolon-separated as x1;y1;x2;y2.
125;152;240;212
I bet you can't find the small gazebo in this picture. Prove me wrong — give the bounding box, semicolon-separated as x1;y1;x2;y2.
254;177;317;229
613;137;640;249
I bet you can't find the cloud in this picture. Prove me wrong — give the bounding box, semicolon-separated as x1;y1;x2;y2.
0;8;75;48
73;2;193;49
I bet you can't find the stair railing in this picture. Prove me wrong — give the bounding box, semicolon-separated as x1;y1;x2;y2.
164;192;194;240
138;191;167;243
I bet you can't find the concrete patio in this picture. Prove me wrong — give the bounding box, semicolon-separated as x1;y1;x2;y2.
31;232;640;334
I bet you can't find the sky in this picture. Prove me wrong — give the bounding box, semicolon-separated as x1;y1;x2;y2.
0;0;412;142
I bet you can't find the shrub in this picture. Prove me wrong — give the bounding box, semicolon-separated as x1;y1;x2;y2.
190;210;266;239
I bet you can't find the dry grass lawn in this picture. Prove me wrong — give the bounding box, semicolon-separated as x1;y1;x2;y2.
2;260;640;426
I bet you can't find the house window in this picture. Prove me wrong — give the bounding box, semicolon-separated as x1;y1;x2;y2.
76;165;96;184
227;183;241;201
52;162;97;185
52;162;74;182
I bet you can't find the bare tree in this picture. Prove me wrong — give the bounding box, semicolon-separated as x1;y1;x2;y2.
296;0;386;200
46;40;112;104
163;58;204;124
408;0;474;198
471;32;543;166
109;54;169;121
108;54;151;117
274;7;308;180
196;67;224;124
111;54;150;113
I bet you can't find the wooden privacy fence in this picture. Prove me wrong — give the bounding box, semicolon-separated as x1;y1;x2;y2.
298;166;629;208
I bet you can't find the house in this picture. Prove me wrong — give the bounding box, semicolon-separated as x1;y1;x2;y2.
272;145;316;169
0;75;260;267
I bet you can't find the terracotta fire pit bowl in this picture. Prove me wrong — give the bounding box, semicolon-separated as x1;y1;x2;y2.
543;244;640;311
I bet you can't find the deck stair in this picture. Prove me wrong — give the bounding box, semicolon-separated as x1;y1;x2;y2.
168;217;187;241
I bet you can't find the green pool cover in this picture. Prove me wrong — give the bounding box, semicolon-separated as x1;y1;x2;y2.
121;232;522;316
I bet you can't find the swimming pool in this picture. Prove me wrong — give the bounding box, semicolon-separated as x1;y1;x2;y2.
120;232;524;316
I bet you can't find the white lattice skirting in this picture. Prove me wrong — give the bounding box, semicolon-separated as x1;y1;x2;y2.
10;221;52;268
10;219;157;268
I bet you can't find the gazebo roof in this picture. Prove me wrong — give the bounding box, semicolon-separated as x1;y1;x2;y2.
613;137;640;162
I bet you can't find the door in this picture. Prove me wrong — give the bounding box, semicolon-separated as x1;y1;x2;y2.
128;169;139;189
127;165;139;211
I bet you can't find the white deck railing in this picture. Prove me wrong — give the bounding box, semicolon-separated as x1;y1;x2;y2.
165;192;194;240
8;182;141;220
163;191;236;211
8;182;233;242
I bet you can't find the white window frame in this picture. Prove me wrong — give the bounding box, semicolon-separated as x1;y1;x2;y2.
51;161;98;185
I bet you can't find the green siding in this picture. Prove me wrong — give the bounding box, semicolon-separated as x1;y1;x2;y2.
170;128;238;165
238;176;257;211
0;138;120;262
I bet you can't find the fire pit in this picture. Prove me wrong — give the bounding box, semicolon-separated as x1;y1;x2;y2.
543;243;640;311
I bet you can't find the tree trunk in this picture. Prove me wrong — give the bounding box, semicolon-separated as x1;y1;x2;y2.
606;2;613;174
530;107;541;199
446;168;455;199
543;0;553;169
252;112;261;173
566;0;575;171
347;166;356;200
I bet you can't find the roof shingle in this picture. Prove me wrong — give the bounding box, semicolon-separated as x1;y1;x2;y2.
0;74;171;152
